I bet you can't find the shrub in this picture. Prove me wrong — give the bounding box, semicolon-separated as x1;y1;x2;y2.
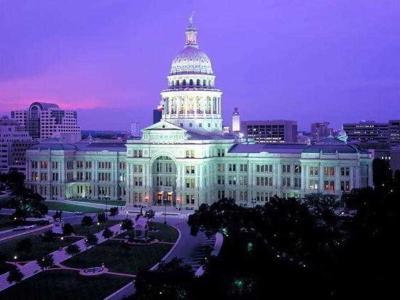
109;207;118;217
7;266;23;283
63;223;74;236
65;244;80;255
37;254;54;270
102;227;113;239
121;218;133;231
81;215;93;227
97;212;107;224
86;233;98;246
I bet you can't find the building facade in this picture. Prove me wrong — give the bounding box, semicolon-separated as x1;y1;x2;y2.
11;102;81;142
0;117;35;174
25;20;373;208
241;120;298;143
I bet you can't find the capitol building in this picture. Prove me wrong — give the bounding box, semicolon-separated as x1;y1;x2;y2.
25;20;373;208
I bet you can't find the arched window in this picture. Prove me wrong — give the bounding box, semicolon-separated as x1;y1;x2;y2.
176;80;179;87
183;80;186;87
189;79;193;86
203;80;206;87
197;79;200;86
208;80;211;87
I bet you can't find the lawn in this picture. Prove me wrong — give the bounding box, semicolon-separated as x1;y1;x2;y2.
69;198;125;206
73;220;121;236
0;269;131;300
0;232;81;262
148;222;179;242
63;240;172;274
45;202;104;213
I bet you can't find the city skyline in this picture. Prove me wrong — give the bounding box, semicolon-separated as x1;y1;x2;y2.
1;0;399;131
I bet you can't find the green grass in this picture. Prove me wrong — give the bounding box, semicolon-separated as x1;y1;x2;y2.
69;198;125;206
45;202;104;213
148;222;179;243
0;269;131;300
0;232;81;262
73;220;121;236
63;240;172;274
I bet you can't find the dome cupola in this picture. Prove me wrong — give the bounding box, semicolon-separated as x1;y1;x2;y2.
170;16;213;75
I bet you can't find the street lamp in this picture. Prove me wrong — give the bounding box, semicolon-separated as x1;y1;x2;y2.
163;199;167;224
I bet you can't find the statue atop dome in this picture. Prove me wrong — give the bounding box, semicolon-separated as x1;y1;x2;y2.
185;13;198;47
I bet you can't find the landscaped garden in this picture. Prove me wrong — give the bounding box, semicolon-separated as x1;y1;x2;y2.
63;240;172;274
45;202;104;213
0;269;132;300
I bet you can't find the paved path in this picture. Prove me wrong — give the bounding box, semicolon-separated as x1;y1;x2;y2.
0;223;125;292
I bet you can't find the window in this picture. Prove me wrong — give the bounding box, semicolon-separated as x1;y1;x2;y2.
324;167;335;176
239;164;248;172
341;180;350;191
324;180;335;191
228;176;236;185
228;164;236;172
217;175;225;185
185;178;195;188
185;166;195;174
294;165;301;174
282;164;291;173
133;150;143;158
340;167;350;177
309;180;319;190
217;149;225;157
309;167;319;176
185;150;195;158
217;164;225;172
294;177;301;188
282;177;291;187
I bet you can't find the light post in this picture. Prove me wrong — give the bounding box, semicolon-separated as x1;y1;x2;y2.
164;199;167;224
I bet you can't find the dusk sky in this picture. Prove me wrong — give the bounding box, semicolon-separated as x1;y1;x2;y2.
0;0;399;131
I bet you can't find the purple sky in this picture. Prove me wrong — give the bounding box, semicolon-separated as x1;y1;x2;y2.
0;0;399;131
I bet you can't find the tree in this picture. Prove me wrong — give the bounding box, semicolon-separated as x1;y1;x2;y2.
65;244;80;255
102;227;113;239
97;212;107;224
63;223;74;236
16;238;32;254
121;218;133;231
81;215;93;227
109;207;118;217
37;254;54;270
135;258;195;300
7;266;23;283
86;233;98;246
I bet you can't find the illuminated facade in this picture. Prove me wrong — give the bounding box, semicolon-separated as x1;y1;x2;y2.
25;19;373;208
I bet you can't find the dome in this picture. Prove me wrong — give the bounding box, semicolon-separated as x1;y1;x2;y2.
170;47;213;75
169;17;213;76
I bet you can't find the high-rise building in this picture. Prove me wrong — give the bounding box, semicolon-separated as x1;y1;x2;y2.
311;122;331;141
241;120;298;143
232;108;240;133
0;116;35;174
389;120;400;146
343;121;389;145
11;102;81;142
